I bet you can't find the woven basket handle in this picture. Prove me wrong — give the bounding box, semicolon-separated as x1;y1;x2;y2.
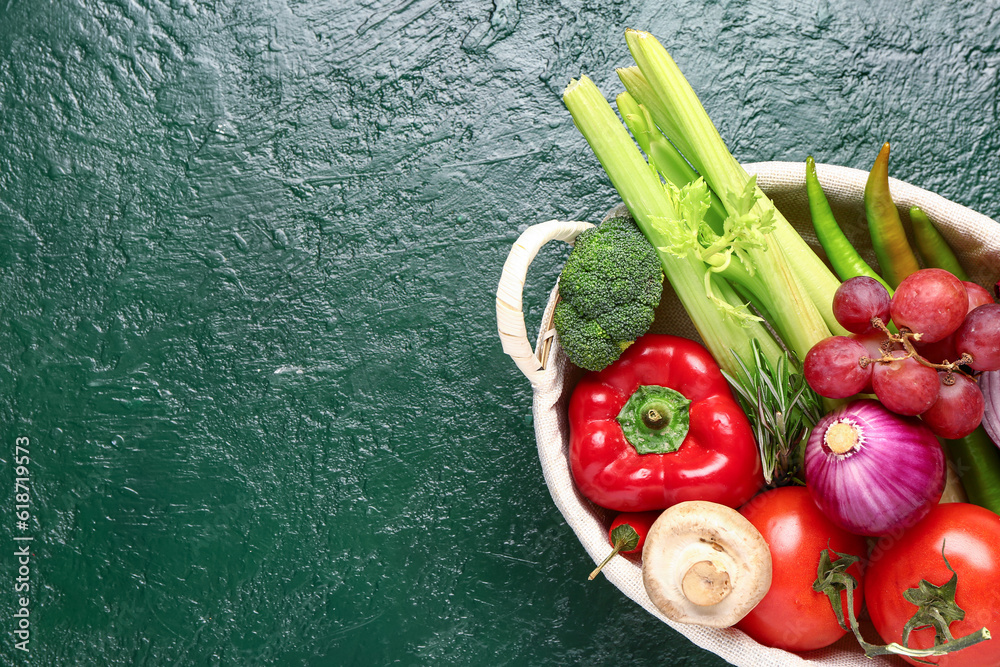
496;219;595;384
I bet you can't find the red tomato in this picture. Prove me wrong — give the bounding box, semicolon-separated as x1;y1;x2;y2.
866;503;1000;667
735;487;867;652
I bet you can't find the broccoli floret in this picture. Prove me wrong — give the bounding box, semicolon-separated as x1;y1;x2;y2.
553;215;664;371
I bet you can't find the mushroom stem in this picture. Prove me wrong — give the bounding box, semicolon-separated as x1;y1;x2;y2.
641;501;772;628
682;560;732;607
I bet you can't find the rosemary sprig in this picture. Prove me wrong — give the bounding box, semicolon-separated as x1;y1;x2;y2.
722;339;822;486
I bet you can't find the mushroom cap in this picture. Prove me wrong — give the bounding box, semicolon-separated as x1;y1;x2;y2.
642;500;772;628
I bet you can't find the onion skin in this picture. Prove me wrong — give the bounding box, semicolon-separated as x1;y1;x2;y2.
805;399;945;537
983;371;1000;446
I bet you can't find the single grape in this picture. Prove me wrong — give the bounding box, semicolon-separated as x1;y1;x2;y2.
871;350;939;416
832;276;892;334
955;303;1000;371
920;372;985;439
803;336;872;399
910;284;990;364
964;281;995;312
890;268;968;343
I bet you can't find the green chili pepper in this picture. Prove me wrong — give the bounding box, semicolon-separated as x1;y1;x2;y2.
943;426;1000;516
806;156;893;293
864;142;921;289
909;205;970;281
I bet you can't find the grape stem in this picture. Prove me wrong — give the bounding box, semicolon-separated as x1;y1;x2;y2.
866;317;975;378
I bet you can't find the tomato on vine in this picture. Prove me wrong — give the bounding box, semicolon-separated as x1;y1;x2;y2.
735;487;868;652
866;503;1000;666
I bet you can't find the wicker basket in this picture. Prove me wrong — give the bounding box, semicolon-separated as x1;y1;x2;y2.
495;161;1000;666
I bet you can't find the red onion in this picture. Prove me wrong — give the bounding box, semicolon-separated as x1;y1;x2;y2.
804;399;945;537
984;370;1000;445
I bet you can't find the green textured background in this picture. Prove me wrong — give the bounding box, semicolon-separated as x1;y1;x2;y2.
2;0;999;665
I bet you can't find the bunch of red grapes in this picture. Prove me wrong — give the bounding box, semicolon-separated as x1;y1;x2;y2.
804;269;1000;439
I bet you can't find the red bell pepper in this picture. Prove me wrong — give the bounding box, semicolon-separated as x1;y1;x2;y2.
568;334;763;512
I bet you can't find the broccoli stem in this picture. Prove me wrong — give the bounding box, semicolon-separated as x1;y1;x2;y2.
562;75;784;377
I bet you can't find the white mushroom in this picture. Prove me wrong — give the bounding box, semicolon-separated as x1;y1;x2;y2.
642;500;772;628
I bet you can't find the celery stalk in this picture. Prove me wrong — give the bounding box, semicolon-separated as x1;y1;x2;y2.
617;36;847;339
616;91;728;234
563;76;784;377
621;31;837;359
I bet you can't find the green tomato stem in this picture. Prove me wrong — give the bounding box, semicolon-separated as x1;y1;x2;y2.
588;524;640;581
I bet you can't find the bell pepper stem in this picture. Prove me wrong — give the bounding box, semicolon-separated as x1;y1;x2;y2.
617;385;691;454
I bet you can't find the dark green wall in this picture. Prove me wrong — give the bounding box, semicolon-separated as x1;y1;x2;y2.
1;0;997;664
